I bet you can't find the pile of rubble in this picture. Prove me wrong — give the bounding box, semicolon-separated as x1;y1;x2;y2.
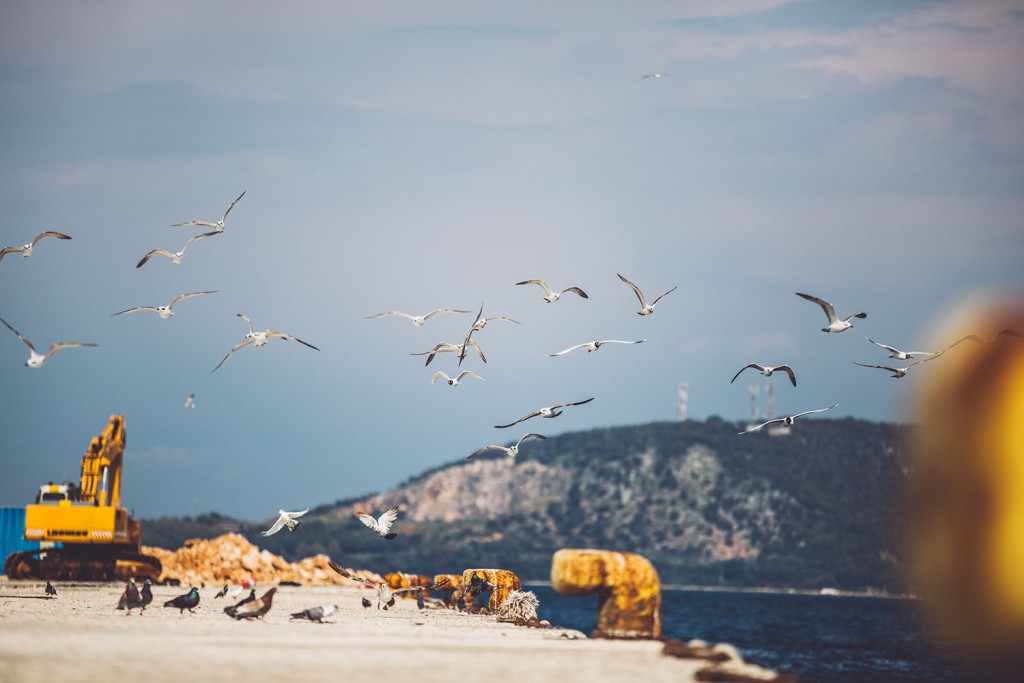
143;533;381;587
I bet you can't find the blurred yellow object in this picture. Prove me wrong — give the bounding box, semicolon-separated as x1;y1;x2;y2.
908;299;1024;660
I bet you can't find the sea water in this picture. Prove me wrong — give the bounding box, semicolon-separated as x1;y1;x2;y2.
528;585;1017;683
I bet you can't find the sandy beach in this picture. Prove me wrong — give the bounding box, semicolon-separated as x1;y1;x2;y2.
0;580;784;683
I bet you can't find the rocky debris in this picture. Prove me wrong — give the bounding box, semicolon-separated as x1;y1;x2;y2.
143;533;382;587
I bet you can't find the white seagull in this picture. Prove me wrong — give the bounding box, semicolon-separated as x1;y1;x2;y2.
618;274;677;316
549;339;645;356
432;370;484;387
471;315;521;332
260;508;309;537
213;313;320;372
457;303;484;367
184;393;195;409
739;404;838;435
172;191;246;232
357;506;399;540
412;340;486;367
0;231;72;263
642;72;667;79
112;290;216;319
730;363;797;387
136;231;221;268
0;316;97;369
466;433;546;460
853;357;939;379
495;397;595;429
515;279;589;303
796;292;866;333
867;339;939;361
365;309;471;327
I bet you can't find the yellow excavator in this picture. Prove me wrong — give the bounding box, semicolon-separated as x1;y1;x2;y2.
3;414;162;580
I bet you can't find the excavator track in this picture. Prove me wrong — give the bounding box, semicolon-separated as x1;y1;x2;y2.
4;547;161;581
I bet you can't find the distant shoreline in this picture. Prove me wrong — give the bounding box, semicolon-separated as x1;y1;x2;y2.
524;580;917;600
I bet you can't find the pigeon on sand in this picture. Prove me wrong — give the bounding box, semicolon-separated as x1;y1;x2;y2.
45;581;57;598
224;589;257;617
0;315;96;369
329;560;449;610
0;231;71;263
139;579;153;614
230;587;276;620
116;578;142;615
164;586;200;614
261;508;309;537
357;506;399;540
290;604;338;623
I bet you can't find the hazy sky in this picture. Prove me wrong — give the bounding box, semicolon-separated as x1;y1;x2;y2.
1;1;1022;521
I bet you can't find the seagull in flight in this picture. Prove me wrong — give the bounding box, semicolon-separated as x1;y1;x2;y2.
184;393;195;409
739;404;838;435
457;303;484;367
213;313;319;371
136;231;221;268
866;339;939;361
432;370;484;387
853;356;940;379
730;363;797;387
948;328;1021;349
515;279;589;303
0;316;97;368
618;274;677;316
412;340;486;367
112;291;216;319
365;309;471;327
0;231;71;263
549;339;645;356
357;506;400;540
466;433;546;460
471;315;521;332
495;397;595;429
642;72;667;79
172;191;245;232
260;508;309;537
328;561;449;609
796;292;866;333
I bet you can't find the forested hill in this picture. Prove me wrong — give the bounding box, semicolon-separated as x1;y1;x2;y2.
144;417;913;592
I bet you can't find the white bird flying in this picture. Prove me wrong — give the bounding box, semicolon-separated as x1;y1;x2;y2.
184;393;195;409
642;72;667;79
853;356;939;379
730;363;797;387
365;308;471;327
548;339;645;356
515;279;589;303
0;316;96;369
0;231;71;263
172;191;245;232
466;433;546;460
471;315;521;332
618;274;677;316
947;329;1021;348
112;290;216;319
457;303;484;367
357;506;400;540
411;340;486;367
328;561;449;610
213;313;319;372
136;231;221;268
739;404;838;435
866;339;939;361
260;508;309;537
495;397;595;429
796;292;866;333
432;370;484;387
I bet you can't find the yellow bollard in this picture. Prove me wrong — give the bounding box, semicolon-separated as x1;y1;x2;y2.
383;572;432;598
550;548;662;639
460;568;521;611
907;297;1024;662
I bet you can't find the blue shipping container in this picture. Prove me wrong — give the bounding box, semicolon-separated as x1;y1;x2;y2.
0;507;39;576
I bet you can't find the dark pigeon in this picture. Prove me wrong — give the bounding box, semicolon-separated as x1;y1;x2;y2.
290;604;337;623
213;584;229;599
231;587;276;620
117;579;142;615
45;581;57;598
224;588;256;617
164;586;200;614
139;579;153;614
361;597;372;609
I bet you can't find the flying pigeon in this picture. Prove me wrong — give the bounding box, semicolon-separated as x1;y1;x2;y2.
0;315;97;369
494;397;595;429
164;586;200;614
45;581;57;598
466;433;546;460
0;231;71;263
365;308;471;328
515;279;589;303
739;404;839;435
116;578;142;615
261;508;310;537
172;190;246;232
290;604;338;623
730;363;797;387
139;579;153;614
796;292;866;333
617;273;677;316
230;587;277;620
136;231;221;268
224;589;257;617
357;506;399;540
